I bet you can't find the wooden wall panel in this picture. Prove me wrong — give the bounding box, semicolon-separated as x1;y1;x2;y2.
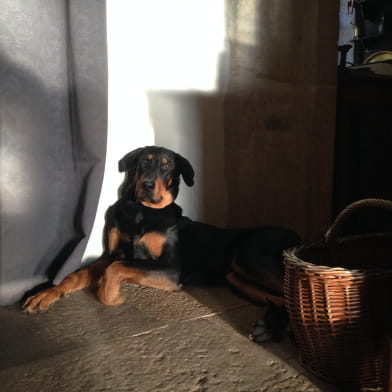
224;0;339;239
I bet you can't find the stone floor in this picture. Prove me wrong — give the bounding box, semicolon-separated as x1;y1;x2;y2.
0;284;343;392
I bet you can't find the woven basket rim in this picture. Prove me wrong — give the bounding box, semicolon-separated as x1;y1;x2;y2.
283;239;392;275
283;247;361;274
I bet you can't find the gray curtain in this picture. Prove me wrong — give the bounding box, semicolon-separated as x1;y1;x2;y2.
0;1;108;304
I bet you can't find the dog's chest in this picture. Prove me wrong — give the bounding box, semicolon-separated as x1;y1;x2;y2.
113;201;181;261
133;228;175;260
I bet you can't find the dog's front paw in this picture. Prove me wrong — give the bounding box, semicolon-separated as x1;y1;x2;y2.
249;319;273;344
22;288;61;313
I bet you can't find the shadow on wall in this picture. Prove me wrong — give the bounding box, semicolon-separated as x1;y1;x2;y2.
144;24;232;227
144;0;338;237
221;0;337;237
147;90;228;227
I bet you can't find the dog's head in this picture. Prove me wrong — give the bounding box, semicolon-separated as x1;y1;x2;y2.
118;146;194;208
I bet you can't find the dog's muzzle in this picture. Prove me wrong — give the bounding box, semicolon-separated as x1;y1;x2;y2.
137;178;160;203
141;180;155;192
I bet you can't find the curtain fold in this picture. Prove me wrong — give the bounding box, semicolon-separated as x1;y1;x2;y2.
0;0;108;304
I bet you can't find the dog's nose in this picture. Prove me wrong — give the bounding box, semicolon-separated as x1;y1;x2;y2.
142;180;155;192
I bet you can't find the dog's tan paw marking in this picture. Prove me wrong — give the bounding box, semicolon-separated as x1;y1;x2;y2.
23;288;61;313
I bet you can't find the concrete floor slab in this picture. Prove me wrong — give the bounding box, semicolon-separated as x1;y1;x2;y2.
0;284;342;392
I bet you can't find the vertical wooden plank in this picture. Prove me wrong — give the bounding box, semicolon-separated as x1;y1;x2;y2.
224;0;338;239
307;1;339;238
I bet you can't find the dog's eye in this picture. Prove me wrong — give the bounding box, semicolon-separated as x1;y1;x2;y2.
161;163;171;171
141;159;151;169
161;158;172;171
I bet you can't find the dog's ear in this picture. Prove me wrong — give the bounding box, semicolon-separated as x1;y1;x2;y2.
118;147;144;173
175;153;195;186
117;147;146;200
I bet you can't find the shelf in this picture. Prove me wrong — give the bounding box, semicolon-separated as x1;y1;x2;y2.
351;32;392;41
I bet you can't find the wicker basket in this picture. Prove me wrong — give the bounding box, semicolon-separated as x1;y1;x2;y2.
284;199;392;391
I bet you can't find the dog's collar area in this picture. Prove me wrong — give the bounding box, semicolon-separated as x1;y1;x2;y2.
137;200;172;208
137;201;181;214
136;201;183;227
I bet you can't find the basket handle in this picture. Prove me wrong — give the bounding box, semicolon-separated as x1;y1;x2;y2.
325;198;392;243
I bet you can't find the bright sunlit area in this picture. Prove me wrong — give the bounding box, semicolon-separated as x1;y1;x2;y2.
83;0;228;260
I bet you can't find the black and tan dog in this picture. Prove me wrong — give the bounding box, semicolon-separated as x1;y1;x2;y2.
23;146;299;339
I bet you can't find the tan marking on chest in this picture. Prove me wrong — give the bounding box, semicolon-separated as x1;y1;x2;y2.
136;232;166;258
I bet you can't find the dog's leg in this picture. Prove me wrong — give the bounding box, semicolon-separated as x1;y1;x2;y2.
97;260;181;306
226;271;285;306
23;259;110;312
250;302;289;344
